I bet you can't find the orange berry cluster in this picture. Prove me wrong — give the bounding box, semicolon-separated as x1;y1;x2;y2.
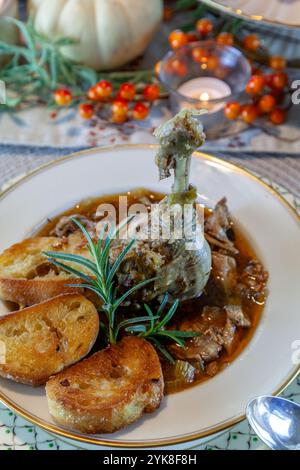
167;18;289;127
225;70;288;125
54;81;160;123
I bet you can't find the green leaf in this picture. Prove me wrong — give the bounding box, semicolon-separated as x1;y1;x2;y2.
143;304;156;330
49;50;58;88
107;239;135;285
126;325;147;334
54;37;79;47
156;331;186;348
66;283;106;303
44;250;98;276
4;18;36;55
149;338;175;364
165;330;200;338
156;299;179;330
44;257;94;284
156;294;169;316
175;0;198;10
112;277;156;312
71;218;98;257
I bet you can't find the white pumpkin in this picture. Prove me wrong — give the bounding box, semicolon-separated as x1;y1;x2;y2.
29;0;163;71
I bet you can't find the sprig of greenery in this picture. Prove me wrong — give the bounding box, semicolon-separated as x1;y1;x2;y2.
126;296;199;364
0;18;154;110
44;217;155;345
44;217;198;360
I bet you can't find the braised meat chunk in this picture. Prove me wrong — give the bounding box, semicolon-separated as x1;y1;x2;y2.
205;198;238;256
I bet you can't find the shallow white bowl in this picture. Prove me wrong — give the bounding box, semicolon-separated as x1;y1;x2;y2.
201;0;300;28
0;145;299;449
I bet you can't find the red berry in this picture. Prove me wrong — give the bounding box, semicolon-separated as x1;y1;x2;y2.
224;102;241;120
245;75;265;94
243;34;260;51
241;104;258;124
168;30;188;49
192;47;207;63
258;94;276;113
54;89;72;106
143;84;160;101
133;102;149;120
269;56;286;71
270;72;288;90
111;98;128;123
79;103;94;120
269;108;286;125
87;86;100;101
217;32;234;46
118;83;136;101
112;113;127;123
112;98;128;113
95;80;113;99
196;18;213;37
170;58;187;76
186;31;199;43
207;56;219;70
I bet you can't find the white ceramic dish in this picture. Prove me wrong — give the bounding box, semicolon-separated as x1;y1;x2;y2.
200;0;300;28
0;145;299;449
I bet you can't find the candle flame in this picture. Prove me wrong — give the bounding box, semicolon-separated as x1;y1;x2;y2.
199;92;210;101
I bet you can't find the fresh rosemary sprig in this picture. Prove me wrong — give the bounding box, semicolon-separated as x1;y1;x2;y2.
44;217;198;360
125;295;199;364
44;217;155;345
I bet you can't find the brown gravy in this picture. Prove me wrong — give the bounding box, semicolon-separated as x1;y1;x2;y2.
37;188;266;394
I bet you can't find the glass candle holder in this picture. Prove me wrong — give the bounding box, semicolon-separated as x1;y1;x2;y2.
158;41;251;140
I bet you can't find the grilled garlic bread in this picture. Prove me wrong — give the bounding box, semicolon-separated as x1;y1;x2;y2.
0;294;99;386
46;336;164;434
0;232;91;306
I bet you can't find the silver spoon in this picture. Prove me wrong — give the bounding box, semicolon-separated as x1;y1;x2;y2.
246;396;300;450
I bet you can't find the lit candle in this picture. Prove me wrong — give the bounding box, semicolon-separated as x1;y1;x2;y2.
177;77;231;114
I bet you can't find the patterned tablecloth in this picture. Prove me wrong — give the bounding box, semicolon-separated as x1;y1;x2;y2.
0;0;299;452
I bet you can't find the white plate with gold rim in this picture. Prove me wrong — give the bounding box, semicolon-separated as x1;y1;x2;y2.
200;0;300;29
0;145;299;449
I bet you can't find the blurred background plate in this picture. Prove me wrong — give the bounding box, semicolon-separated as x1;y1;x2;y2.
200;0;300;28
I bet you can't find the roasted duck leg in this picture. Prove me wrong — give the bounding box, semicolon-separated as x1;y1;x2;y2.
112;109;212;303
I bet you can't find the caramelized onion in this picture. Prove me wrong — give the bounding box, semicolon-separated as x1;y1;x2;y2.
164;360;199;394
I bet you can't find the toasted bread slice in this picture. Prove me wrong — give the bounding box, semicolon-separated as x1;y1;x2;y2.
0;294;99;386
46;336;164;434
0;232;91;306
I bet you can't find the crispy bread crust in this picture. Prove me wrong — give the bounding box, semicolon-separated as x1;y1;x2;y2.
0;278;83;307
0;235;89;306
46;336;164;434
0;294;99;386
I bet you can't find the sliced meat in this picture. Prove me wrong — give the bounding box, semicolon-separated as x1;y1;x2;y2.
205;198;238;255
171;335;222;363
221;318;237;355
50;215;96;238
205;361;219;377
225;304;251;328
237;260;268;302
171;302;244;365
205;234;239;256
211;252;237;296
202;307;237;355
171;306;225;363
